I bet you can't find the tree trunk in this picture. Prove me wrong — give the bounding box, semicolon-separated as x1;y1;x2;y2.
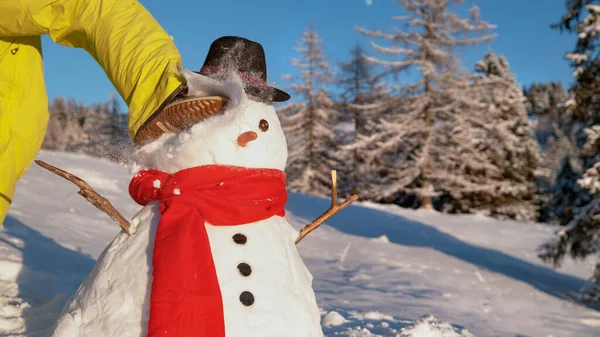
419;182;434;210
351;101;361;196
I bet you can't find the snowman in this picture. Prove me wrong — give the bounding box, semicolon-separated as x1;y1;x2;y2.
50;36;328;337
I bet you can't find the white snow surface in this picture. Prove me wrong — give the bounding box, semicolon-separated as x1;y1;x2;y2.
1;150;600;336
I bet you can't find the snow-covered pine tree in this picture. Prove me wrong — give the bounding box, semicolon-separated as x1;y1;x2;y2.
539;151;600;301
280;25;338;196
540;156;590;224
539;1;600;302
445;52;540;220
80;101;107;149
523;82;568;148
355;0;495;209
521;81;583;214
43;97;69;150
42;95;132;163
336;43;391;198
76;94;131;162
43;97;88;151
524;82;568;118
535;123;583;216
545;126;582;176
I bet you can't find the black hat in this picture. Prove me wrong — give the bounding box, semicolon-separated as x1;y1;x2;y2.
133;36;290;145
195;36;290;102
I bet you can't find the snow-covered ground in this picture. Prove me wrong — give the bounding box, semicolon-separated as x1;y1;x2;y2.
1;150;600;337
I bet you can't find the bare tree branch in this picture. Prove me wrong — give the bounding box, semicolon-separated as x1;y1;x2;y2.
35;160;132;235
295;170;359;244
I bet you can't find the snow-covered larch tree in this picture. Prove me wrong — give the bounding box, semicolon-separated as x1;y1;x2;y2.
280;25;339;196
336;43;392;198
355;0;495;209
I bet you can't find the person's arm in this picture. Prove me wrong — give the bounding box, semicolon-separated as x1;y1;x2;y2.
0;0;185;141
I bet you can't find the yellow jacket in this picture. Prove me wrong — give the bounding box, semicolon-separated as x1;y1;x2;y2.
0;0;184;225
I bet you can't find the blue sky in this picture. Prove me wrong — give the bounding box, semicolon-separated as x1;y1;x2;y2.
40;0;576;108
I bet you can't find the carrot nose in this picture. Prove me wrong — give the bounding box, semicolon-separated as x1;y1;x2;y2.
237;131;258;147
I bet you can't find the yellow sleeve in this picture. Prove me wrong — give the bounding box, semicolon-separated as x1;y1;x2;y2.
0;0;185;141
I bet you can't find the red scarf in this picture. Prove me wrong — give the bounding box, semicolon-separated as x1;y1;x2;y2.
128;165;287;337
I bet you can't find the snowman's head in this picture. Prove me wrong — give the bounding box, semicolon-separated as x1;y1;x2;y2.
135;70;288;173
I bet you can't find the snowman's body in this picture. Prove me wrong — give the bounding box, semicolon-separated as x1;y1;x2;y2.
206;215;321;337
51;71;324;337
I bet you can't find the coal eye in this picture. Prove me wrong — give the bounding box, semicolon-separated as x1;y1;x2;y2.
259;119;269;132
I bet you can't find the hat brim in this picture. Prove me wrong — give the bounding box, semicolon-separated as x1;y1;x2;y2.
244;84;290;103
193;71;290;103
272;89;291;102
134;96;228;145
134;69;290;145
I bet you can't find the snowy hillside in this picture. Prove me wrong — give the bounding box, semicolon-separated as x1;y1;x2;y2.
1;150;600;337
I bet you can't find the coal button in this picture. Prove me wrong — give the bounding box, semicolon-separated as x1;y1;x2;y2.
240;291;254;306
232;233;247;244
237;262;252;276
